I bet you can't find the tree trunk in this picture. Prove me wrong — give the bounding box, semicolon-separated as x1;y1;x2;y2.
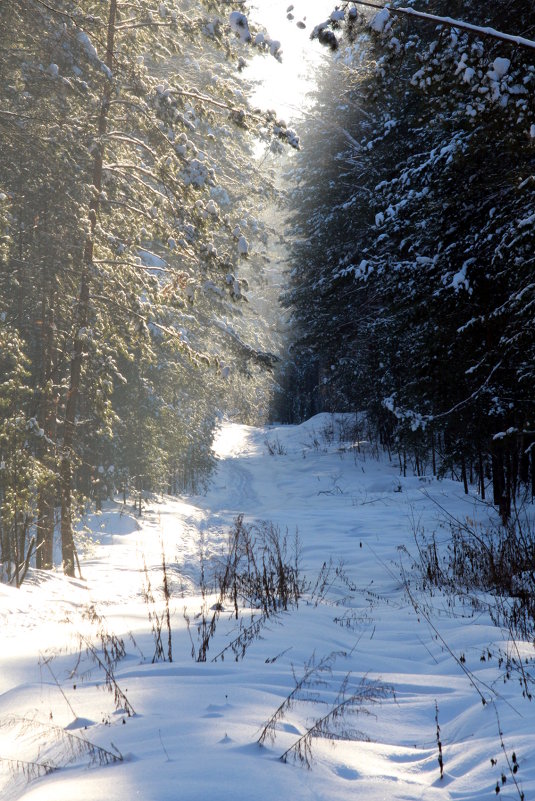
36;493;55;570
492;444;509;522
60;0;117;576
460;453;469;495
519;433;530;486
36;294;58;571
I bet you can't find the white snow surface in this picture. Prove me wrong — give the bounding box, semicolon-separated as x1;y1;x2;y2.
229;11;251;43
1;414;534;800
491;57;511;79
369;8;391;34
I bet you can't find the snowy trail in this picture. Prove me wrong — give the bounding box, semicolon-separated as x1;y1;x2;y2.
217;458;260;510
1;414;534;801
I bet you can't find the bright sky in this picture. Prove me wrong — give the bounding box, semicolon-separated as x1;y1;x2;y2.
244;0;336;120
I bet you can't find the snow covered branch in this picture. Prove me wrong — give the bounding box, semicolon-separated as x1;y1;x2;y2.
351;1;535;52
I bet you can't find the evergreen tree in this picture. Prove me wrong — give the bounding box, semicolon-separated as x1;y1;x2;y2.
0;0;288;578
281;1;535;512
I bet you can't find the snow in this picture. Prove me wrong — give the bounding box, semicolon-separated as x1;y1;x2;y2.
205;199;219;217
76;31;112;79
330;10;345;22
1;415;534;801
138;249;167;269
229;11;252;44
181;158;214;187
462;66;475;84
491;57;511;79
369;7;535;53
451;260;473;293
369;9;391;34
269;39;282;57
518;212;535;228
237;234;249;255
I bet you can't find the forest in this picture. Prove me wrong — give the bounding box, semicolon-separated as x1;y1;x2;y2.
2;4;535;801
278;1;535;521
0;0;290;582
1;0;535;581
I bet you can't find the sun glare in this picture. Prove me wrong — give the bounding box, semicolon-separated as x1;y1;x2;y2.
212;422;252;459
244;0;335;120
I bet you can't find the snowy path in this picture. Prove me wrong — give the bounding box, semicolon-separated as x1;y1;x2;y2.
1;415;534;801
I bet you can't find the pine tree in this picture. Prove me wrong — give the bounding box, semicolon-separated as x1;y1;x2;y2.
0;0;288;578
282;1;535;510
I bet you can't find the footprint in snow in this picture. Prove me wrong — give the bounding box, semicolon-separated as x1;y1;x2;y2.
277;722;300;735
202;702;233;718
65;717;95;730
334;765;359;780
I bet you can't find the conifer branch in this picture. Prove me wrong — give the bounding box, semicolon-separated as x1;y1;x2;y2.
347;1;535;52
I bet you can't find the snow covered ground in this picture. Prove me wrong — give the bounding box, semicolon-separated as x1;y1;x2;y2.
1;414;534;800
